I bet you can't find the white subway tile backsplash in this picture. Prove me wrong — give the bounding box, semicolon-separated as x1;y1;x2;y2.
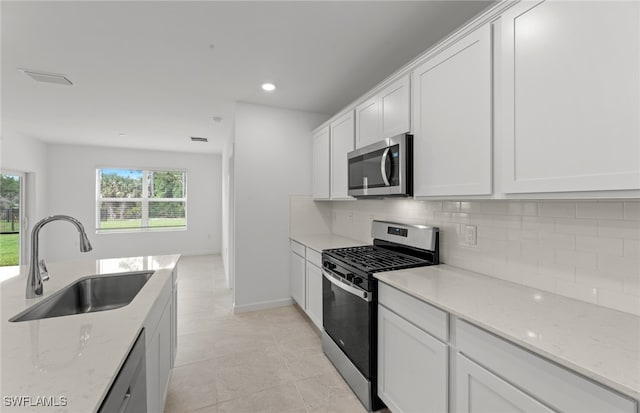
598;290;640;315
576;201;624;220
478;226;508;241
311;197;640;316
460;201;482;214
433;211;452;223
503;201;538;216
576;268;624;293
624;239;640;258
521;240;555;263
538;202;575;218
598;254;640;277
623;274;640;296
555;218;598;236
468;214;493;226
555;249;597;270
443;201;461;212
623;201;640;221
451;212;470;224
424;201;443;212
492;215;522;230
598;219;640;240
522;216;555;232
538;232;575;250
507;229;538;241
575;235;624;256
481;201;509;215
555;279;598;304
539;262;575;281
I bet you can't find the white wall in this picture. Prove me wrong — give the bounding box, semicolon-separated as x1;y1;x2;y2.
325;198;640;316
0;132;49;262
233;102;327;312
221;133;234;288
44;144;222;262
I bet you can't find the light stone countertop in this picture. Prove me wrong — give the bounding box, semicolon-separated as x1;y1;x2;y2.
375;264;640;401
290;234;364;252
0;254;180;413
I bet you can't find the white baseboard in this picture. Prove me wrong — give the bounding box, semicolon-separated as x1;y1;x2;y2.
233;297;293;314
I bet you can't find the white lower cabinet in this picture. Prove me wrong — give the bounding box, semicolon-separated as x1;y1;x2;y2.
305;261;323;330
456;320;637;413
376;282;638;413
289;246;306;309
145;278;173;413
456;354;553;413
377;305;448;413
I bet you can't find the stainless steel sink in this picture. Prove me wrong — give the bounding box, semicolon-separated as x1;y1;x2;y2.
10;271;154;322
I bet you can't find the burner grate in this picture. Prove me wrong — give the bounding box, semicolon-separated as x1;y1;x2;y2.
327;245;429;272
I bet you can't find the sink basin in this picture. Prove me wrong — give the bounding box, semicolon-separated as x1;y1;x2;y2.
10;271;154;322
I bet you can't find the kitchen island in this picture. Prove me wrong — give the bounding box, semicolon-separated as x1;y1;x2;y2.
0;254;180;413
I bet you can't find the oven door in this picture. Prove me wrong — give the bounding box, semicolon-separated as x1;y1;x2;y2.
322;269;372;378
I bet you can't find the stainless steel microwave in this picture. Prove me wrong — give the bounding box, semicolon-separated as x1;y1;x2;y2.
347;134;413;198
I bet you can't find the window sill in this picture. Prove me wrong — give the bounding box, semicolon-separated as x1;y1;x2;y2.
96;227;187;235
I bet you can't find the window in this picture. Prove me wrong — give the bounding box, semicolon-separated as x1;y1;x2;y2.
0;171;24;266
97;168;186;232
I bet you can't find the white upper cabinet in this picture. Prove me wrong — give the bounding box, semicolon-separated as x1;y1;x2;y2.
312;126;330;200
355;96;380;148
380;75;411;140
501;0;640;194
330;110;355;199
413;23;493;197
355;75;411;149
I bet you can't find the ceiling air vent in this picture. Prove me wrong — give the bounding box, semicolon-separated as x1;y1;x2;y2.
19;69;73;86
190;137;208;143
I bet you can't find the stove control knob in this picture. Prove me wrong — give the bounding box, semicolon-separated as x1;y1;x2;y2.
353;276;363;285
346;274;354;282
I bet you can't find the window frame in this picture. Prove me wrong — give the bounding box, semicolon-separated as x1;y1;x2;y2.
0;169;26;266
95;166;188;234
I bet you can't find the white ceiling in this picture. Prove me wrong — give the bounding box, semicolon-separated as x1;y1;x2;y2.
1;1;493;154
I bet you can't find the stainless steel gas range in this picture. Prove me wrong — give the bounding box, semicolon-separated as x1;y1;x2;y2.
321;220;440;411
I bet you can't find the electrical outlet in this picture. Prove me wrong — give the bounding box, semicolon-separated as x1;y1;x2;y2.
464;225;477;245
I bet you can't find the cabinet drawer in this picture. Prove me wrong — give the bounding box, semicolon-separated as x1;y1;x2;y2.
306;248;322;268
378;282;448;342
456;320;637;413
290;240;305;257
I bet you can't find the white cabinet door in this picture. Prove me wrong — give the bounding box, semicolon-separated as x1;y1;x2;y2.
146;298;172;413
413;23;492;197
378;305;448;413
158;299;172;408
379;75;410;139
355;96;380;149
330;110;355;199
501;0;640;193
305;261;323;330
312;126;331;199
456;354;554;413
290;250;306;308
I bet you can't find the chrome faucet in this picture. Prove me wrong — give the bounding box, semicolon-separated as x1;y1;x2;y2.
26;215;93;299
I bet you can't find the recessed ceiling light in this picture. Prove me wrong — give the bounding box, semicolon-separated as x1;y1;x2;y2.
212;116;223;123
190;136;208;143
261;82;276;92
19;68;73;86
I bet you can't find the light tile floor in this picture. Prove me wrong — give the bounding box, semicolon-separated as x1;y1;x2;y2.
163;255;369;413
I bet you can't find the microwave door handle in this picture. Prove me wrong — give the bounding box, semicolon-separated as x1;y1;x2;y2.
323;270;371;302
380;148;390;186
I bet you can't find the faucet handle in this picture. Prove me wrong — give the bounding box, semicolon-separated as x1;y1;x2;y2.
39;259;49;282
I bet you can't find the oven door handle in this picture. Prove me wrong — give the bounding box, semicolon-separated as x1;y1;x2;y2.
323;270;372;302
